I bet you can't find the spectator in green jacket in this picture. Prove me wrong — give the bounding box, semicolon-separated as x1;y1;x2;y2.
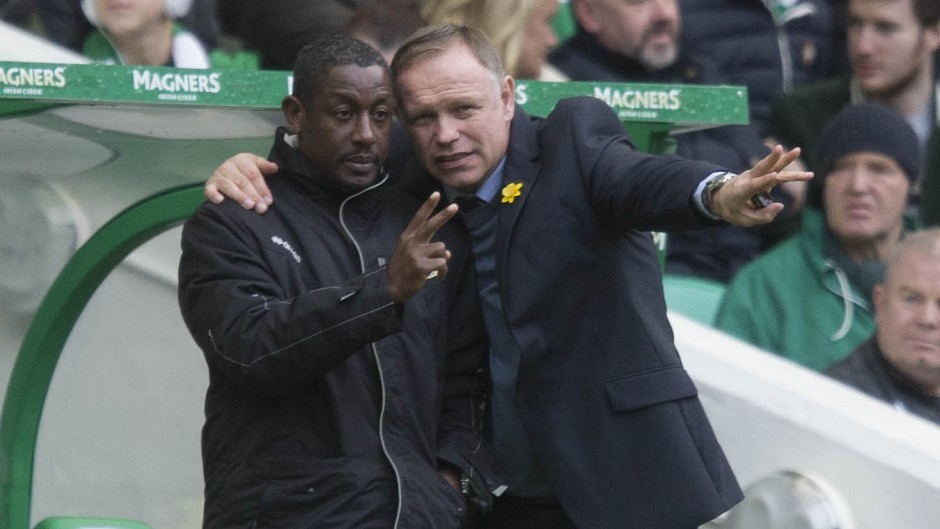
717;103;920;371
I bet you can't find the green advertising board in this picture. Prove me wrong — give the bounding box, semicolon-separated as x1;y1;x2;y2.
0;61;748;151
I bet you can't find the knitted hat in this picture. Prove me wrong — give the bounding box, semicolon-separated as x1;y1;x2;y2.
808;103;920;208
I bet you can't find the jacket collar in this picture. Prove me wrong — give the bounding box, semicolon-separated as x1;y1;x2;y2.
849;76;940;128
495;107;542;267
551;29;708;84
398;109;542;210
268;127;389;206
798;208;916;339
800;208;871;306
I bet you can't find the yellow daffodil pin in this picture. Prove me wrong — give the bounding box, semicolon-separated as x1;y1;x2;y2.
501;182;523;204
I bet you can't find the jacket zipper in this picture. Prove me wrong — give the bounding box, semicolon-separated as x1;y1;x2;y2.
338;175;404;529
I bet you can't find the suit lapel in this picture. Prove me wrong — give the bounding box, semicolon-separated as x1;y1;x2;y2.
496;109;542;275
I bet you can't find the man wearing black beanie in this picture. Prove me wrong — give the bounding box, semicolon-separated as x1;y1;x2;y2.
717;103;920;372
807;103;921;209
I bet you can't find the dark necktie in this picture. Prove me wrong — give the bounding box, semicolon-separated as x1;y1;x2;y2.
454;194;486;214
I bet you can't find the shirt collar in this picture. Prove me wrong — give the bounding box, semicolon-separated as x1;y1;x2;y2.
443;157;507;203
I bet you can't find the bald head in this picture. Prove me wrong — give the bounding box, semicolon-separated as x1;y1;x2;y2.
874;228;940;396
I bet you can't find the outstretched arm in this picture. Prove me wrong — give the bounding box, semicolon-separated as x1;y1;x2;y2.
710;145;813;227
204;153;277;213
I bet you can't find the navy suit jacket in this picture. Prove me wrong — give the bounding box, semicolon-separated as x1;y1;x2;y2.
405;97;743;528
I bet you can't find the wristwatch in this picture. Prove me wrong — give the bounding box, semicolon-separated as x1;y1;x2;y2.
701;171;736;216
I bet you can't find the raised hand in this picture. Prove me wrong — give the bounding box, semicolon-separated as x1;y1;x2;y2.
387;192;459;302
205;153;278;213
711;145;814;227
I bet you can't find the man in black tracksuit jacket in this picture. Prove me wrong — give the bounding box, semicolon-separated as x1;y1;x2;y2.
178;36;494;528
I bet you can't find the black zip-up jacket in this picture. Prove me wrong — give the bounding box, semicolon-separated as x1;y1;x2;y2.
178;130;493;528
827;338;940;426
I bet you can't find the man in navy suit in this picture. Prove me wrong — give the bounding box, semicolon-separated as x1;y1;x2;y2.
205;25;811;529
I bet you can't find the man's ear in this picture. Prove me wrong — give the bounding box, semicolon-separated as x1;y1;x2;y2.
282;95;306;134
500;75;516;122
926;21;940;54
571;0;600;34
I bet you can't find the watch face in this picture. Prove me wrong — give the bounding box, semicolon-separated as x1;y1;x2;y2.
710;172;735;192
703;172;734;215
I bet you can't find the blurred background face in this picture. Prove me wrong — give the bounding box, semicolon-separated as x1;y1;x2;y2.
576;0;680;70
823;152;909;256
343;0;426;66
397;42;515;194
847;0;940;98
874;246;940;395
95;0;168;37
288;64;393;191
349;34;395;65
517;0;560;79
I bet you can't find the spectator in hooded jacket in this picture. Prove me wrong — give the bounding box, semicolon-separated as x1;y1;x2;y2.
826;227;940;425
177;35;494;528
717;103;920;371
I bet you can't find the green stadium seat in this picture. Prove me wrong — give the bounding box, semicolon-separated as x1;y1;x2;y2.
662;274;727;326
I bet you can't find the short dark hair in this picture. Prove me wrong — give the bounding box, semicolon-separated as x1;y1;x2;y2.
390;24;505;103
292;35;388;104
914;0;940;26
